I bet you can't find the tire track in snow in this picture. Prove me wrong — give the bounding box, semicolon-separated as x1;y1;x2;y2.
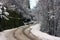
23;24;41;40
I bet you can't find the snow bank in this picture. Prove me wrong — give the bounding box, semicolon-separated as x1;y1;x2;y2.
30;23;60;40
0;28;17;40
0;31;9;40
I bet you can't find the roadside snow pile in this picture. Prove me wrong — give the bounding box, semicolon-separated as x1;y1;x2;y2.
30;23;60;40
0;31;9;40
0;28;17;40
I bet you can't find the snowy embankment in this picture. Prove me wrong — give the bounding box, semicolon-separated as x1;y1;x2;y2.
0;28;17;40
30;23;60;40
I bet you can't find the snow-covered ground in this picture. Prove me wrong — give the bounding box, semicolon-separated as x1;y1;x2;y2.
0;28;17;40
0;30;10;40
30;23;60;40
0;23;60;40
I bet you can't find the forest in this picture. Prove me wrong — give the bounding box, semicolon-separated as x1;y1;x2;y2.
0;0;60;38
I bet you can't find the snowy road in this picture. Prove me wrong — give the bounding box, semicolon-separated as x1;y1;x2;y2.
0;23;60;40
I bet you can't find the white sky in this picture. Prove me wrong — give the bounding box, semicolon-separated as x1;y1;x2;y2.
29;0;39;9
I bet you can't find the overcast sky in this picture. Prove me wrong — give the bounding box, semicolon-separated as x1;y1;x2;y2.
29;0;38;9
